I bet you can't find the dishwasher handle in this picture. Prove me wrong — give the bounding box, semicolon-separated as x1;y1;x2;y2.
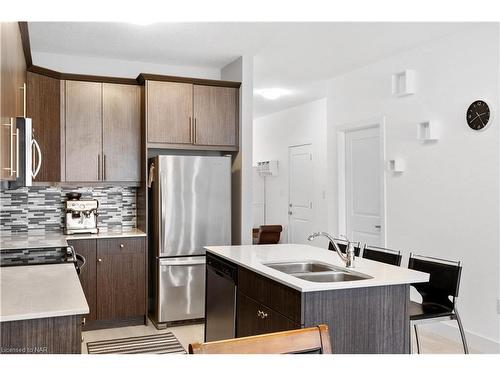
207;255;237;282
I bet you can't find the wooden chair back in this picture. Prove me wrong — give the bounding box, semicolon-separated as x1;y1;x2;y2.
189;325;332;354
256;225;283;245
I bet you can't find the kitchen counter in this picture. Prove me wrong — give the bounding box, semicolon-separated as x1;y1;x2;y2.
0;228;147;250
205;244;429;292
0;263;89;322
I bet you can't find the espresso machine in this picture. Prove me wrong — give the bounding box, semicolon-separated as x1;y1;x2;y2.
64;193;99;235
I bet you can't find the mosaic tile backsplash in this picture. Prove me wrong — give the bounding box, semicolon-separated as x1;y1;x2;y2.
0;186;137;236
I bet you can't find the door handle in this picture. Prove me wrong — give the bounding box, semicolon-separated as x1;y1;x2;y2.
288;211;293;215
375;225;381;229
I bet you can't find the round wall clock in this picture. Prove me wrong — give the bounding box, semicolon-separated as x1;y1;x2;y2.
466;100;491;131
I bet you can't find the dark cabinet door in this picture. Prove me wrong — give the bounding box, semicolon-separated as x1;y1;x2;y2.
68;239;97;322
65;80;102;182
102;83;141;182
96;238;146;320
26;72;61;182
193;85;238;147
236;292;300;338
146;81;193;145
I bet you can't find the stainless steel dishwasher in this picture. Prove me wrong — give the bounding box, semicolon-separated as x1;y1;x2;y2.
205;254;238;342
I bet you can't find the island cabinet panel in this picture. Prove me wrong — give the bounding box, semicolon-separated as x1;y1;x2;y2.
69;239;97;322
193;85;238;147
146;80;193;145
96;238;146;321
302;284;410;354
236;292;300;338
0;315;82;354
238;267;302;323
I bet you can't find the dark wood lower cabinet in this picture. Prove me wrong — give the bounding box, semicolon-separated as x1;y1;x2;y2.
0;315;82;354
236;292;300;338
70;239;97;321
68;236;146;330
96;237;146;320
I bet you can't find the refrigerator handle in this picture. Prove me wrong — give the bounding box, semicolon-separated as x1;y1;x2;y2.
160;258;206;267
148;162;155;188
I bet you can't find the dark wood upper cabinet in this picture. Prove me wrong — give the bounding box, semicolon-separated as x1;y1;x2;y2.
26;72;61;182
102;83;141;182
145;80;239;150
96;237;146;321
146;80;192;145
193;85;238;147
65;80;102;182
63;81;141;183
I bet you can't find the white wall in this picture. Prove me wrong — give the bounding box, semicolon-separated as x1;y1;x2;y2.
32;51;221;79
222;56;254;245
326;24;500;352
253;98;328;246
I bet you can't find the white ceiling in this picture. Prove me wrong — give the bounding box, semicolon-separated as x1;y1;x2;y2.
28;22;474;118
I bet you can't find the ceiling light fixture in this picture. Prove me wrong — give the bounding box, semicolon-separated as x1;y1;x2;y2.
255;88;289;100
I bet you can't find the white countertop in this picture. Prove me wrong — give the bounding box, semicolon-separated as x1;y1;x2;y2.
0;228;146;250
0;263;89;322
205;244;429;292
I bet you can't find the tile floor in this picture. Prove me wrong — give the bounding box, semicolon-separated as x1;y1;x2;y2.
82;320;476;354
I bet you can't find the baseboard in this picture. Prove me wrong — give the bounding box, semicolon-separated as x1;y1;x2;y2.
419;321;500;354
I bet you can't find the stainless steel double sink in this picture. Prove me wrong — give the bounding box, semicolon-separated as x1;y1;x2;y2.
263;261;372;283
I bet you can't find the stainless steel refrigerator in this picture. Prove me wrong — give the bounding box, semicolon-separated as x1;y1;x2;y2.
151;155;231;325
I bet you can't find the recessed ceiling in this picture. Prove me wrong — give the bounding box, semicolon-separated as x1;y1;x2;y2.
28;22;475;118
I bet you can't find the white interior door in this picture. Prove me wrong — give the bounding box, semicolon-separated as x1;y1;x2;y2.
345;127;382;246
289;144;313;244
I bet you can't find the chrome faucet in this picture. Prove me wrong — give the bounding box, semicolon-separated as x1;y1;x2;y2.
307;232;356;268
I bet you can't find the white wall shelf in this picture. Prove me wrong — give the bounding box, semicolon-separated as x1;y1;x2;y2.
417;120;439;142
392;70;415;97
388;159;405;173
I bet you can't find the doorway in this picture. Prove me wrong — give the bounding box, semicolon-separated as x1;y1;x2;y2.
288;144;313;244
338;119;386;247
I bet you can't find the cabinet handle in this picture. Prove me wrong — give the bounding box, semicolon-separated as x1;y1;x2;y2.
14;127;19;177
103;154;106;180
3;118;15;176
257;310;268;319
119;244;124;248
20;83;26;118
98;258;102;263
189;117;193;143
194;118;197;144
97;154;101;181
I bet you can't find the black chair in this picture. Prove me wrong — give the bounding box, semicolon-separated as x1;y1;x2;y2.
362;245;402;266
408;253;468;354
328;238;361;257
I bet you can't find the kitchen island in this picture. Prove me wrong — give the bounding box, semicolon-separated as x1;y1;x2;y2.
205;244;429;354
0;263;89;354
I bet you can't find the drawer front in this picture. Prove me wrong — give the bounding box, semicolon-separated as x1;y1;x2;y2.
236;292;300;338
97;237;144;254
238;267;302;322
